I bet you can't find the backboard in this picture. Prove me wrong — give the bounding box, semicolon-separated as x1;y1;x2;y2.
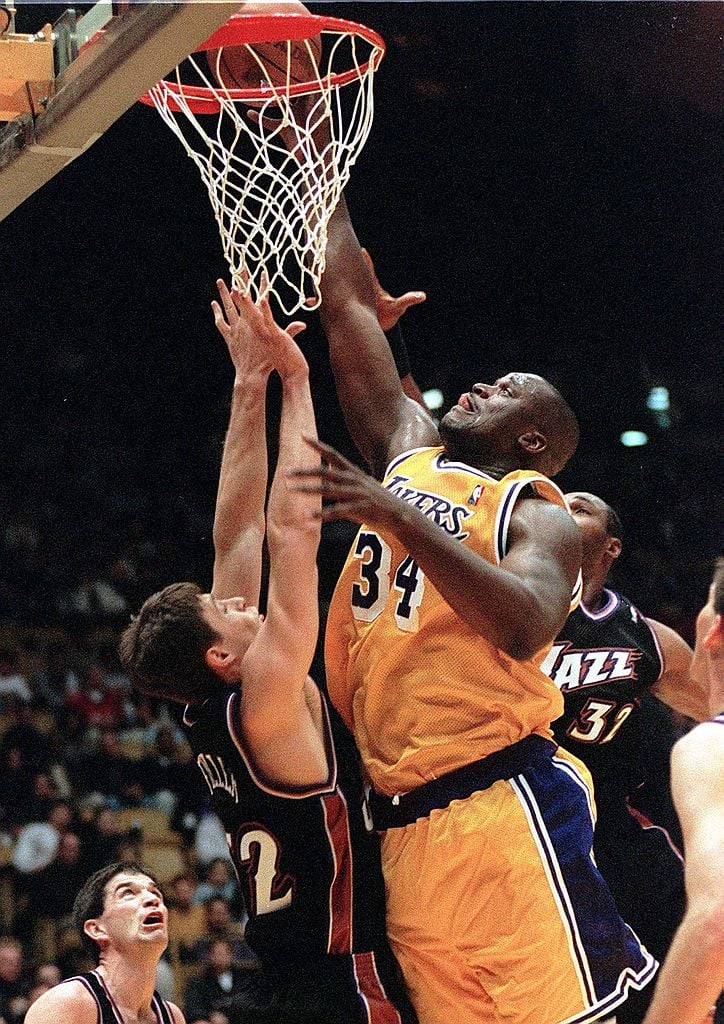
0;1;241;222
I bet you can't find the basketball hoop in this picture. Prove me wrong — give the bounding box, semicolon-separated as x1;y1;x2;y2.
141;11;385;316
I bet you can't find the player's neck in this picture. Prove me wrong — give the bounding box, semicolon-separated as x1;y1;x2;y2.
440;435;517;480
581;573;609;612
96;953;158;1018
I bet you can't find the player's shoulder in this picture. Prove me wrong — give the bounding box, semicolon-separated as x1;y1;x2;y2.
672;720;724;796
509;487;580;543
674;719;724;763
24;977;97;1024
164;1000;186;1024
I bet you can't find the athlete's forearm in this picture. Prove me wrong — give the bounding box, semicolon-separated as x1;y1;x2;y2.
392;506;568;659
642;908;724;1024
213;373;269;556
265;372;321;667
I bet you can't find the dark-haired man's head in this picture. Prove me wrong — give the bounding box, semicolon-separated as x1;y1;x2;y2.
119;582;223;704
565;492;622;581
72;861;166;962
120;582;263;705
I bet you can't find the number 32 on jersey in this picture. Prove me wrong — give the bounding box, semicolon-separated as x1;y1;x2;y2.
351;531;425;631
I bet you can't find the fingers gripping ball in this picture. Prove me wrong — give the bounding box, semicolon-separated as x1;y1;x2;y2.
208;2;322;97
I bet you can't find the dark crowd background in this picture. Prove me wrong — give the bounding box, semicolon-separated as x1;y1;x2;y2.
0;4;721;1021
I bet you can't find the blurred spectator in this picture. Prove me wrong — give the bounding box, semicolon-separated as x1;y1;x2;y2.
192;899;258;970
19;779;63;830
0;650;31;709
65;663;125;730
51;706;94;779
183;938;259;1024
20;830;86;963
194;859;241;917
32;964;60;989
33;641;80;710
120;726;186;817
0;937;29;1024
78;804;125;873
123;696;186;747
167;873;207;968
0;745;34;831
195;813;232;869
70;727;132;806
10;801;76;945
10;796;71;870
66;573;128;620
0;707;72;805
26;831;86;923
0;705;48;775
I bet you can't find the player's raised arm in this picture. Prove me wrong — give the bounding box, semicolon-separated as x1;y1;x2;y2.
236;297;329;786
320;197;439;478
209;278;275;603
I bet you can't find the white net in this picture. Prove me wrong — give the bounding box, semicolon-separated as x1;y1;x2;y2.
147;20;384;316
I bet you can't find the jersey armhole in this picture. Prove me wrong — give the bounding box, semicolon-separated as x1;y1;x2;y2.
226;690;338;799
494;476;582;609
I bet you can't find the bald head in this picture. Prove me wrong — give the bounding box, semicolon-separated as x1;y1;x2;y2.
439;371;579;478
526;376;580;477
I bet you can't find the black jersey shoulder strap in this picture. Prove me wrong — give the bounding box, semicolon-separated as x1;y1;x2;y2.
64;971;174;1024
63;972;110;1024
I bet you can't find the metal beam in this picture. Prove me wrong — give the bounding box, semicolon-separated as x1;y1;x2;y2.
0;1;240;222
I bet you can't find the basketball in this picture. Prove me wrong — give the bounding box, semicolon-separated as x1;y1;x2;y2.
208;1;322;96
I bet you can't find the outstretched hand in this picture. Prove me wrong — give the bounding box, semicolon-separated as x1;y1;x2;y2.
211;275;307;380
361;248;426;333
289;436;413;533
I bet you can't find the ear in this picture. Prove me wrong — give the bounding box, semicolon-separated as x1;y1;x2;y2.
606;536;622;561
518;431;547;457
84;919;107;949
204;644;236;681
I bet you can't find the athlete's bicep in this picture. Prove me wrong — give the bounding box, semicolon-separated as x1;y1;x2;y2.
648;617;708;722
503;499;581;619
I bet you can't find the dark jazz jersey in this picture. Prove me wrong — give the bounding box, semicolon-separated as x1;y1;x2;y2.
63;970;174;1024
541;588;690;983
541;588;664;804
183;687;405;1023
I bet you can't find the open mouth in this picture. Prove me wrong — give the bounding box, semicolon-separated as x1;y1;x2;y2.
142;912;164;927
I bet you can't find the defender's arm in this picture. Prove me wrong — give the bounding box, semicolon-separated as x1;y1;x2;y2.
209;279;274;604
648;618;708;722
239;299;329;788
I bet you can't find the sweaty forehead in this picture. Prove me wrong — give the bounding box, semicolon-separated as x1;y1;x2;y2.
495;372;535;389
566;492;607;513
504;374;559;409
106;872;156;897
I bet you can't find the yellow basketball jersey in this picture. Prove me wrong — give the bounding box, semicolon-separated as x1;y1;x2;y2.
325;446;581;796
